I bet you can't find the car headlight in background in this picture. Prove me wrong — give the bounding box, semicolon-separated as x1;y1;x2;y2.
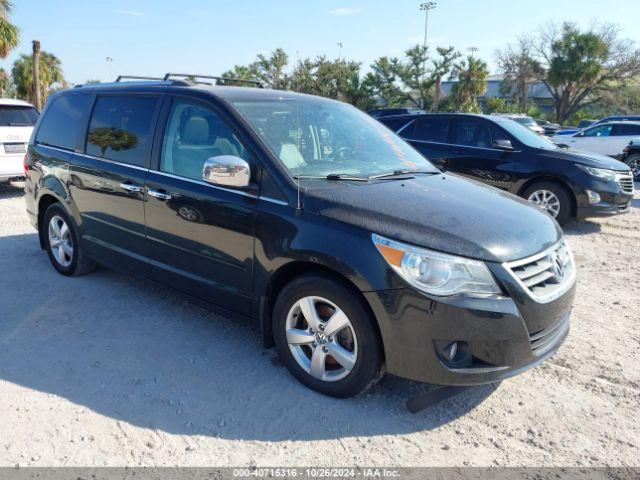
576;165;618;181
372;234;501;297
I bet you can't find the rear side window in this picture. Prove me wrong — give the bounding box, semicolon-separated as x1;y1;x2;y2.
405;117;451;143
0;106;39;126
455;118;492;148
36;95;92;151
613;124;640;136
86;96;160;167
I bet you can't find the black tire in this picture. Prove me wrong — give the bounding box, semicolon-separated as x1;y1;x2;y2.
42;203;96;276
522;181;573;225
273;275;384;398
625;153;640;181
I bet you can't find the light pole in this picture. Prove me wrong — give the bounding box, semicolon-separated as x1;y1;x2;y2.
467;46;479;59
419;2;437;109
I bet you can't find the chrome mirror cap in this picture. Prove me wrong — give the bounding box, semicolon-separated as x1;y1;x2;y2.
202;155;251;188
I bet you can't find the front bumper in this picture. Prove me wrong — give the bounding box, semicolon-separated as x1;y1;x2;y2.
364;261;576;386
575;175;634;219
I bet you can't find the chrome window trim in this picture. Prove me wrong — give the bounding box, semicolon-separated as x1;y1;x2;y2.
396;119;416;135
37;143;289;206
503;240;576;304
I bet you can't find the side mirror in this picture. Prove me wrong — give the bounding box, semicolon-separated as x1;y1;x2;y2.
202;155;251;188
492;139;515;151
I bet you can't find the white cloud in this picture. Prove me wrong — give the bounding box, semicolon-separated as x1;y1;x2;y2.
329;7;363;16
115;9;144;16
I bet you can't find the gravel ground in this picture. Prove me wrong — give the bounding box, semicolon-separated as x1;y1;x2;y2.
0;180;638;467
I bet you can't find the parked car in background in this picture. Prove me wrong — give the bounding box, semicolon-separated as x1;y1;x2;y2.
369;108;426;118
621;138;640;180
554;119;597;136
492;114;545;135
25;77;576;398
537;120;561;136
380;113;634;224
0;98;39;183
550;121;640;158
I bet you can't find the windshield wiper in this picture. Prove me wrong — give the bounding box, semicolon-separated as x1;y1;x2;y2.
369;169;439;179
293;174;369;182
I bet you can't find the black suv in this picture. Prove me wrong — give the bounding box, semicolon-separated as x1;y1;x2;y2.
380;113;634;224
25;76;576;398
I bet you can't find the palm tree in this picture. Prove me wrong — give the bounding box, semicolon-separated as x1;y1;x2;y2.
0;67;11;96
12;51;66;104
0;0;19;59
451;56;489;112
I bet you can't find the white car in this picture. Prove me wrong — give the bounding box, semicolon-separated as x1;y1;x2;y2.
550;121;640;158
0;98;39;183
492;114;545;135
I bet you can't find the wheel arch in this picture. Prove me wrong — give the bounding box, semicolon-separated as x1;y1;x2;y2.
259;261;385;359
37;194;62;249
517;175;577;217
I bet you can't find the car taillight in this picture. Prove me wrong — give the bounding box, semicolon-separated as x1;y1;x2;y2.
23;153;29;177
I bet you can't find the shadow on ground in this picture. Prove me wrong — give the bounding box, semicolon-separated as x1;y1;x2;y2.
0;181;25;199
0;233;497;441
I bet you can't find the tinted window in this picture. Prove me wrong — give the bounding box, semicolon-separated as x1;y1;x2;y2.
380;117;413;132
613;124;640;136
160;100;248;181
36;95;92;150
406;117;451;143
455;118;492;148
0;106;39;126
86;96;159;166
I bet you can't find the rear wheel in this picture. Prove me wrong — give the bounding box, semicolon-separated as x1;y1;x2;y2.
625;153;640;181
43;203;96;276
523;181;573;225
273;275;384;398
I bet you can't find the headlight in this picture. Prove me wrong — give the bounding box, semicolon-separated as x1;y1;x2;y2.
576;165;618;181
372;234;501;297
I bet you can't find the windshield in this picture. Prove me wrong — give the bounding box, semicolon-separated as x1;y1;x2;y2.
495;117;558;150
513;116;537;127
230;96;438;178
0;106;39;126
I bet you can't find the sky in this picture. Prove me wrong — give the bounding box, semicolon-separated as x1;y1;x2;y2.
4;0;640;85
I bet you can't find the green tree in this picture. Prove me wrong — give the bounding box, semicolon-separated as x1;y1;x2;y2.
0;0;19;59
0;67;13;96
496;38;543;112
363;56;404;107
450;56;489;112
394;45;433;109
88;127;137;156
533;22;640;123
431;47;461;111
251;48;290;89
11;51;66;104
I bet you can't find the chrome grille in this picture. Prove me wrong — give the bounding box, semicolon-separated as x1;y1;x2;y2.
529;313;570;357
504;241;575;303
617;173;634;195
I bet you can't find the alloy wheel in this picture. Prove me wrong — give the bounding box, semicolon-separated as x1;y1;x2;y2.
48;215;74;268
628;157;640;180
285;296;358;382
528;190;561;218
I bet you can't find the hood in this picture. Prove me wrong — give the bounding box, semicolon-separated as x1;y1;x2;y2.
303;174;561;263
542;147;630;170
0;126;34;144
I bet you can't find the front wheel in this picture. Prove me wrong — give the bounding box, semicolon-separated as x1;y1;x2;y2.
273;275;384;398
625;153;640;181
523;182;573;225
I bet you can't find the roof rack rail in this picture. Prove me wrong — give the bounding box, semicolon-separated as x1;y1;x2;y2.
115;75;164;82
163;73;263;88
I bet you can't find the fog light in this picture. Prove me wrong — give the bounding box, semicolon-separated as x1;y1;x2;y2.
442;342;459;362
586;190;601;205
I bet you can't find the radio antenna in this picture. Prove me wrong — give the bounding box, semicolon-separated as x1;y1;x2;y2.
295;50;302;212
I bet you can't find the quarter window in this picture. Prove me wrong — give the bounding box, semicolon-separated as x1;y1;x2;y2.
36;95;92;151
86;96;160;167
613;124;640;136
160;100;248;181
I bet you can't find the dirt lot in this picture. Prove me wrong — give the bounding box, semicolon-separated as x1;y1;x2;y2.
0;180;638;467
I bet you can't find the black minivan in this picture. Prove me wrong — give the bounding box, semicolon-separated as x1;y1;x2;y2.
380;113;634;224
25;77;576;398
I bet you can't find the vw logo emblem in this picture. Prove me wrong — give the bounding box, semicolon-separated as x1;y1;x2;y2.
550;252;565;282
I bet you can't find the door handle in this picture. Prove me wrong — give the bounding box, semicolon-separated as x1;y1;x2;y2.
120;182;142;193
147;189;172;201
